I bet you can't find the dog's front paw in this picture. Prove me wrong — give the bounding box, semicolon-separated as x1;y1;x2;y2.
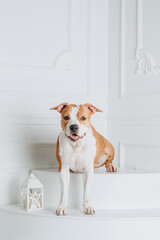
84;207;95;215
56;207;68;216
106;165;117;172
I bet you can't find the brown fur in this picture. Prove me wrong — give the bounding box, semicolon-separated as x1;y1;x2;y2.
51;103;116;172
77;105;92;128
91;126;115;169
56;136;62;172
60;104;76;131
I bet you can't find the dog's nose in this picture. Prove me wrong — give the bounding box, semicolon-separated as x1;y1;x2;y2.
70;124;79;132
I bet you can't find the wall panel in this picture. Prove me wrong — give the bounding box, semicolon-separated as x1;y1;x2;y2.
0;0;108;204
108;0;160;168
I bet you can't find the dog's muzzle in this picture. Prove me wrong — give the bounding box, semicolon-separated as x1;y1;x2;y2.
65;132;86;142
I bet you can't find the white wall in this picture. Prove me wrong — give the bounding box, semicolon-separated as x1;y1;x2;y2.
0;0;160;205
107;0;160;170
0;0;108;204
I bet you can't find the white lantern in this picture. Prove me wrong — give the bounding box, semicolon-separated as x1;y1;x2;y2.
20;172;43;211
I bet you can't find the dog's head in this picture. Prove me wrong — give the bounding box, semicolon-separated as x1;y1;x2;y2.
50;103;102;142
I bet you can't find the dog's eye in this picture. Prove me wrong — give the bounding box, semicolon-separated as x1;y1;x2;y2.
80;116;86;121
64;116;69;120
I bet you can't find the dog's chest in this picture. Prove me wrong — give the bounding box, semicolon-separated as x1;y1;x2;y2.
59;132;96;172
69;148;92;172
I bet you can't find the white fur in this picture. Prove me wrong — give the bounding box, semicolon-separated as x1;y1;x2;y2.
65;105;87;138
59;129;96;172
56;167;70;215
56;106;96;215
95;154;109;168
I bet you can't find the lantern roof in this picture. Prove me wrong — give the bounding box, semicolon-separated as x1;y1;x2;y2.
21;172;43;189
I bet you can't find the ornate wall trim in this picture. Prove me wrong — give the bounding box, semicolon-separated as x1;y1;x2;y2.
135;0;160;74
0;0;72;75
0;0;92;98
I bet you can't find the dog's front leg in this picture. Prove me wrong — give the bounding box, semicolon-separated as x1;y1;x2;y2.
56;166;70;216
83;168;95;215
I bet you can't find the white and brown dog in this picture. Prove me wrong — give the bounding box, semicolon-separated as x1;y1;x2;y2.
50;103;117;216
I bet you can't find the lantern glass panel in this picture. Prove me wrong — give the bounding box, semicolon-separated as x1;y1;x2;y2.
21;187;27;209
28;188;42;210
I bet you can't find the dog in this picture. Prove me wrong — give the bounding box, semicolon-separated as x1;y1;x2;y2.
50;103;117;216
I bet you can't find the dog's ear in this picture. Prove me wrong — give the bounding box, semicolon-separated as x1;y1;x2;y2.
50;103;69;113
84;103;103;114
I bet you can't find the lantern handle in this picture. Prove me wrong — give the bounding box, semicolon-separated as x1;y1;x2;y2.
29;173;37;179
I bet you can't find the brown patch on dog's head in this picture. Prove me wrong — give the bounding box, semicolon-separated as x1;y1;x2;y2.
50;103;76;131
83;103;103;114
50;102;69;113
50;103;102;132
77;104;103;128
60;104;76;131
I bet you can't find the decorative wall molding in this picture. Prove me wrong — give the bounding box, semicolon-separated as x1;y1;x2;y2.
0;88;89;98
120;0;160;98
107;113;160;127
54;50;72;75
0;51;73;75
0;113;107;126
0;140;57;147
119;143;125;168
120;0;126;98
0;0;108;205
0;166;58;175
135;49;156;74
0;167;30;175
0;0;92;99
120;143;160;170
0;143;58;174
0;0;72;76
0;114;60;126
135;0;160;74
